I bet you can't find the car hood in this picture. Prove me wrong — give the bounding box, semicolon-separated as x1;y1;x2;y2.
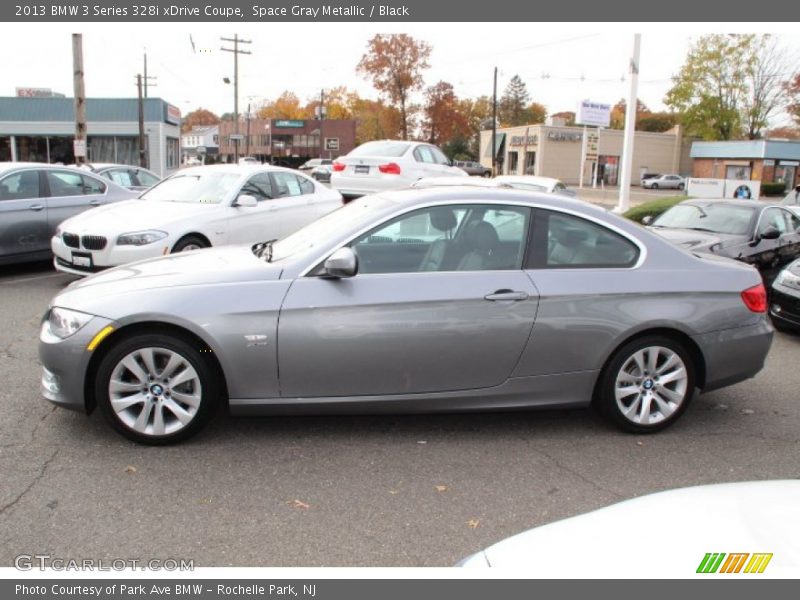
647;227;741;252
58;199;222;234
460;480;800;576
52;245;283;312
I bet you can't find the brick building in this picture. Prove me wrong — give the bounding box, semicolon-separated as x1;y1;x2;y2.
218;118;356;166
691;140;800;192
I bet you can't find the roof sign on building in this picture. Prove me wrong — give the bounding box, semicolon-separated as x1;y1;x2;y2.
16;87;65;98
165;104;181;125
275;119;305;128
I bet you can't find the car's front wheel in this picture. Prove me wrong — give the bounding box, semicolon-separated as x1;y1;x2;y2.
596;336;695;433
172;235;208;253
650;183;659;190
95;333;219;444
678;183;685;190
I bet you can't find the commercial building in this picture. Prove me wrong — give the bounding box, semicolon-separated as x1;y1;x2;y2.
218;118;356;166
690;140;800;192
181;125;219;163
480;123;692;185
0;96;182;177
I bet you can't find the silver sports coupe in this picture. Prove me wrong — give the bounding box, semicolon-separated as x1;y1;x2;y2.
39;187;773;444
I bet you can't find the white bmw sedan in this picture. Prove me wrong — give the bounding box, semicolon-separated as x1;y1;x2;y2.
52;164;343;276
330;140;467;198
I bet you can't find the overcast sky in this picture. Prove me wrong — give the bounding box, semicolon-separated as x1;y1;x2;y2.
2;23;798;125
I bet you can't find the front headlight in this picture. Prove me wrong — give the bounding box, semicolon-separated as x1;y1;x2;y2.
116;230;168;246
776;268;800;291
47;307;93;339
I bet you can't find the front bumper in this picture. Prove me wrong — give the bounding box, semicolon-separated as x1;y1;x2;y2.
39;314;117;412
51;234;170;276
770;283;800;330
692;320;774;393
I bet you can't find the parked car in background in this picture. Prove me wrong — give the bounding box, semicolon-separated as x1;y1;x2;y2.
298;158;333;172
39;187;772;444
51;164;343;276
639;172;661;187
459;481;800;576
770;257;800;331
330;140;467;198
310;164;332;183
783;185;800;217
494;175;577;198
646;198;800;286
642;174;685;190
0;162;137;265
84;163;161;192
238;157;259;165
454;160;492;177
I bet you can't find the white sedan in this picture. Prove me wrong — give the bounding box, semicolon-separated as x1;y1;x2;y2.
330;140;467;198
52;164;343;276
493;175;577;197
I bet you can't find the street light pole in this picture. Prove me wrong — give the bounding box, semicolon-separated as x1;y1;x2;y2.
491;67;498;175
614;33;641;214
221;34;251;163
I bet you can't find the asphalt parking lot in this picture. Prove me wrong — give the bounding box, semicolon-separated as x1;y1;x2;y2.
1;260;799;568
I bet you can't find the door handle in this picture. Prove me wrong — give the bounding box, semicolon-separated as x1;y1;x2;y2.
89;199;102;206
484;289;529;302
28;204;45;212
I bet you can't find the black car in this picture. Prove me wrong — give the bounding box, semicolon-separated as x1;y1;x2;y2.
646;199;800;286
771;258;800;331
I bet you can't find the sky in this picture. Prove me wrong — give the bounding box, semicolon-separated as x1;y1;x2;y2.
2;23;798;126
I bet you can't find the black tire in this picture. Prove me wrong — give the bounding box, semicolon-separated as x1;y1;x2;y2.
595;335;695;433
650;183;659;190
678;183;685;190
95;332;219;445
172;235;208;253
482;171;492;178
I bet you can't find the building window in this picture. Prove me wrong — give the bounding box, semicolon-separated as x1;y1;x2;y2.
507;151;519;175
726;165;751;180
0;137;11;162
166;137;179;169
524;151;535;175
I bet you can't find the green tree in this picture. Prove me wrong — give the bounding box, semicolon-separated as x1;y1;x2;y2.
357;34;432;140
638;112;679;133
665;34;754;140
499;75;530;126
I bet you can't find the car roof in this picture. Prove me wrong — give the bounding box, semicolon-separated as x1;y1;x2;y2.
495;175;563;187
174;164;303;176
0;161;96;174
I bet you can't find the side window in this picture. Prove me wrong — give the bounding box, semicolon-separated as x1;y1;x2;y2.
240;173;274;201
430;146;450;165
784;210;800;232
349;204;530;275
46;171;85;197
270;172;304;197
134;170;160;189
298;176;315;195
82;174;107;195
759;208;787;235
0;170;41;200
413;146;435;164
107;169;134;188
535;210;639;268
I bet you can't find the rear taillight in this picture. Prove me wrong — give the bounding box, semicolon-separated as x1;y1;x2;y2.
378;162;402;175
332;162;345;172
741;283;767;313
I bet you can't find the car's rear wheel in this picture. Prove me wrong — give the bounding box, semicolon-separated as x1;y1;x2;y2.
482;171;492;178
596;336;695;433
172;235;208;253
95;333;219;444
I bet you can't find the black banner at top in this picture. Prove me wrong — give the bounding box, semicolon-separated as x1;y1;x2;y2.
1;0;793;22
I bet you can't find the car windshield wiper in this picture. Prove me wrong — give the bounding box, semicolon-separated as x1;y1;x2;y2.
252;239;277;262
683;226;716;233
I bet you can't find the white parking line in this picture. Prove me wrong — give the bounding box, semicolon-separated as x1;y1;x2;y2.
0;272;68;285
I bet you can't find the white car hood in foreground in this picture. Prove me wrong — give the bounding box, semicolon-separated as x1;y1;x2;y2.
460;480;800;577
58;199;221;235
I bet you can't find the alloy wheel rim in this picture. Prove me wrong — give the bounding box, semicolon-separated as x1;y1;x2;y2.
180;243;202;251
108;347;202;436
614;345;688;425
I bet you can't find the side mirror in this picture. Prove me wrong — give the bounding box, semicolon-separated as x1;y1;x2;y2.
759;225;781;241
641;215;654;226
323;247;358;278
234;194;258;208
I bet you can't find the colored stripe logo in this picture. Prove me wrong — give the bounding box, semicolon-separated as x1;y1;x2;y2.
696;553;773;574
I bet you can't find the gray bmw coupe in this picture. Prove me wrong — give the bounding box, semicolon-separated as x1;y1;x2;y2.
39;187;773;444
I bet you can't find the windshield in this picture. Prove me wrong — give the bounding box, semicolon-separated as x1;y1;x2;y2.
653;203;755;236
140;172;240;204
269;195;395;262
349;141;410;158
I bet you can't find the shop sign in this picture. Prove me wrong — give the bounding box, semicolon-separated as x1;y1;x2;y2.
324;138;339;151
166;104;181;125
275;120;305;128
576;100;611;128
548;131;582;142
510;135;538;147
73;139;86;157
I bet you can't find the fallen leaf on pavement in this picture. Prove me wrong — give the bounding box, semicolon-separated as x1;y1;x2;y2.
124;465;137;474
288;499;310;509
467;519;480;529
435;485;449;493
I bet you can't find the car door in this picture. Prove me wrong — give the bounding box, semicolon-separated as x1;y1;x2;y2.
226;172;281;244
277;203;539;398
0;168;49;259
749;207;787;284
44;169;109;236
776;208;800;267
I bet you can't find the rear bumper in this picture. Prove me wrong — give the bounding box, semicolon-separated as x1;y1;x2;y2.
330;173;413;196
692;320;774;392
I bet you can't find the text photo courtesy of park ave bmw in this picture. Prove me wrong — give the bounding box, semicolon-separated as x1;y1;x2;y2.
1;0;800;591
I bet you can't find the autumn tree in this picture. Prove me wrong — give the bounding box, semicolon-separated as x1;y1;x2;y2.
766;125;800;139
181;108;220;133
256;91;310;120
784;74;800;125
422;81;469;146
357;34;432;140
499;75;530;126
609;98;650;129
524;102;547;125
638;112;679;133
457;96;494;157
351;98;403;145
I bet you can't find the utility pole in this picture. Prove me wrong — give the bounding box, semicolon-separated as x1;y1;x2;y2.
221;34;252;163
136;74;146;168
72;34;87;165
245;102;251;157
491;67;498;175
143;49;157;98
318;89;325;159
614;33;641;214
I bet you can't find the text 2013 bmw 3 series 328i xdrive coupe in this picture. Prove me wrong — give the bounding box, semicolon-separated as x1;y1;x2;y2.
39;187;773;444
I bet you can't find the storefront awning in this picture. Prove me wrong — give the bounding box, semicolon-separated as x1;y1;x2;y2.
484;133;506;158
